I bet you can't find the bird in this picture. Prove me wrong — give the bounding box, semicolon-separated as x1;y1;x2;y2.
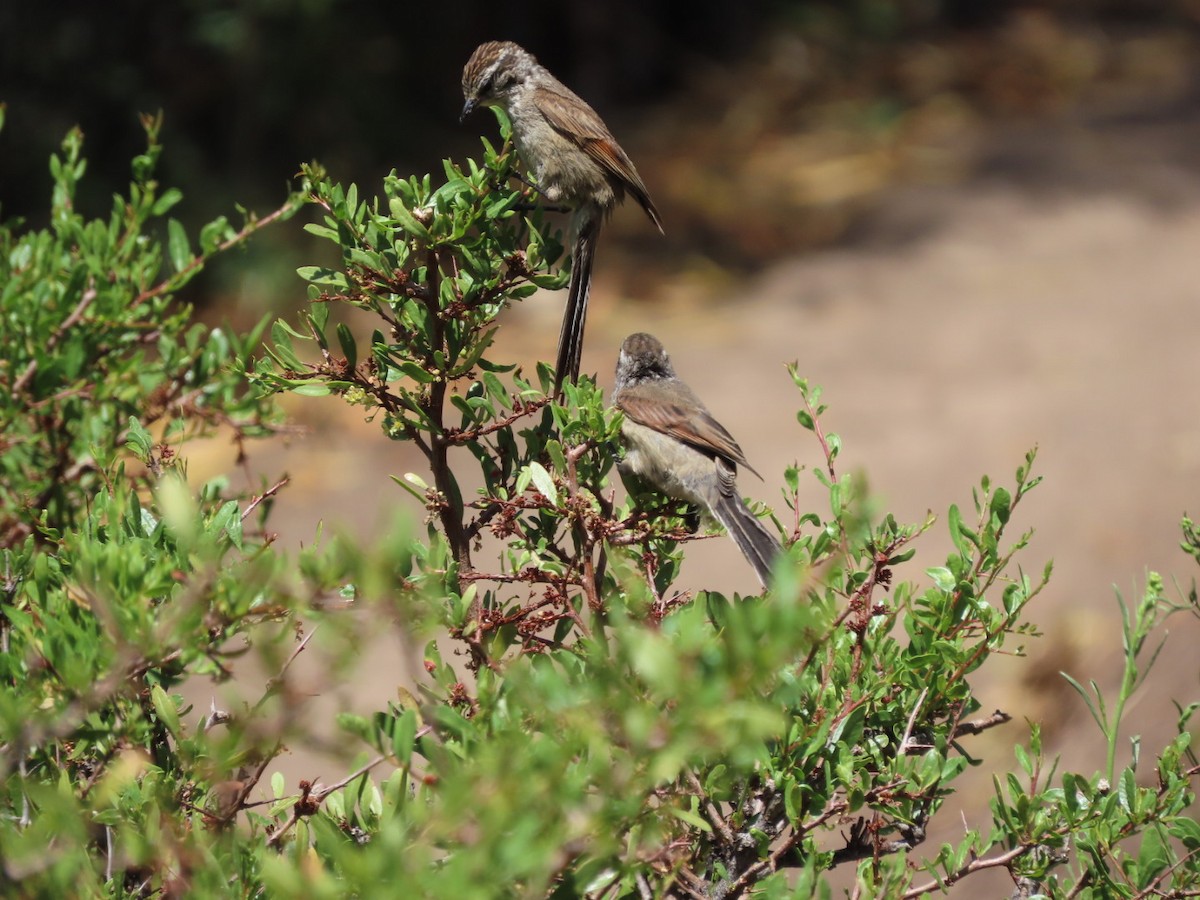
461;40;663;393
611;332;781;588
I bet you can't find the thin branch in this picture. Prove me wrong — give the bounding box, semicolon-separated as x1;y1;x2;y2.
265;754;388;849
444;398;549;445
902;845;1030;898
241;477;290;522
11;287;98;395
899;688;929;754
671;868;709;900
1063;871;1092;900
1137;845;1200;898
251;625;321;715
419;248;473;579
206;624;328;825
951;709;1012;740
132;199;300;308
722;798;848;896
686;770;735;847
564;441;602;621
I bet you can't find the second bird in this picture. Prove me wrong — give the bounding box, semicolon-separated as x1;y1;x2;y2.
461;41;663;392
612;333;782;588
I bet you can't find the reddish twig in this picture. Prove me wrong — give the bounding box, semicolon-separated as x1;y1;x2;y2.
241;477;291;522
265;754;388;848
12;286;98;395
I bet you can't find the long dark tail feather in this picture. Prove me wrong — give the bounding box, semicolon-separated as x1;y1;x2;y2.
554;216;601;394
711;493;782;589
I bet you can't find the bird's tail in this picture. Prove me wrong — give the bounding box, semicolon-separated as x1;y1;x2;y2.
554;216;601;394
710;492;782;589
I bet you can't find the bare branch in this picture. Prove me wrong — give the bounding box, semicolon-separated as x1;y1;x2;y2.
241;477;291;522
903;845;1031;898
952;709;1012;740
266;755;388;849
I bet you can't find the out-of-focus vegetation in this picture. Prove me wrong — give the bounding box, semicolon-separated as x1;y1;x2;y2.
4;2;1198;286
4;110;1200;897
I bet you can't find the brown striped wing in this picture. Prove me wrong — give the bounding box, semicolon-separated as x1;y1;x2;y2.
532;83;663;231
617;386;761;479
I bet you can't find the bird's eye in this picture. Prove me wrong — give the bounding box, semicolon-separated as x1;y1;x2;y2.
479;74;495;95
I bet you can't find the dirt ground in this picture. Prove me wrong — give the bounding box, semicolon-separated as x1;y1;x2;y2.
191;93;1200;891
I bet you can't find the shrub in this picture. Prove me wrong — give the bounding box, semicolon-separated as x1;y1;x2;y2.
2;108;1197;898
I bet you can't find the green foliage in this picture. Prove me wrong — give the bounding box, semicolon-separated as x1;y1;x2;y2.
0;115;348;894
1;112;296;546
3;113;1198;899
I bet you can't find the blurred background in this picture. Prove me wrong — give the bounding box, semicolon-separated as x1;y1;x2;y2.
5;0;1200;889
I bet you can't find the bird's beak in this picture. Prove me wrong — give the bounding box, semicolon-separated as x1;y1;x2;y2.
459;98;477;123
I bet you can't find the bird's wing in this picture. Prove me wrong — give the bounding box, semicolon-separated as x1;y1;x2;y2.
617;388;762;480
532;83;662;231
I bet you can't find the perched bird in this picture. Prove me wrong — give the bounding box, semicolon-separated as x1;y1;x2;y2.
461;41;663;392
612;332;781;588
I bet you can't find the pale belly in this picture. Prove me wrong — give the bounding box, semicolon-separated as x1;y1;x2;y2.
618;420;716;508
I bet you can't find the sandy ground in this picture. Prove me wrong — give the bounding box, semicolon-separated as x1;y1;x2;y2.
190;97;1200;891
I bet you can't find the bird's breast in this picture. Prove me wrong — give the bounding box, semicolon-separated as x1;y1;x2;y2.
619;419;718;508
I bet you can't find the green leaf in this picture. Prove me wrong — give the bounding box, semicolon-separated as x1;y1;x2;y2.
125;417;154;461
150;685;181;738
947;504;969;557
926;566;956;593
336;713;375;744
269;320;306;370
1170;816;1200;850
218;499;244;549
397;361;436;384
1137;823;1170;884
989;487;1012;526
296;266;350;290
291;381;332;397
199;214;233;253
390;473;428;503
388;198;432;240
309;300;330;333
336;323;358;369
303;222;338;240
167;217;192;273
667;804;712;833
393;708;418;764
152;188;183;216
526;462;558;506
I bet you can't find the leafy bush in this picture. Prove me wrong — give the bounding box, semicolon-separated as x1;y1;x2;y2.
2;108;1198;898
